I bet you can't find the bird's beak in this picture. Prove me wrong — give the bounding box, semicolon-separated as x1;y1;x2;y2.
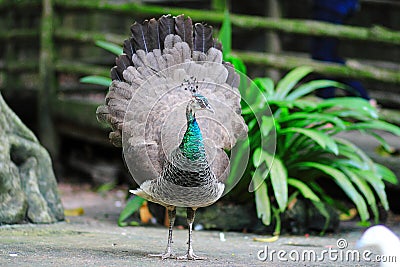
206;104;214;113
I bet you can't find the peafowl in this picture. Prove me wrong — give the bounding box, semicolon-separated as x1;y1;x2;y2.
96;14;247;260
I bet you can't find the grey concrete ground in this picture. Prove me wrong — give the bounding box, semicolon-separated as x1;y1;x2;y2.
1;183;399;267
1;130;399;267
2;221;397;267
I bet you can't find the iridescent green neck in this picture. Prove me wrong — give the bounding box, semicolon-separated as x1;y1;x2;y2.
179;104;206;160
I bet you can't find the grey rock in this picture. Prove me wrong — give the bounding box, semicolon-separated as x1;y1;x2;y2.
0;93;64;224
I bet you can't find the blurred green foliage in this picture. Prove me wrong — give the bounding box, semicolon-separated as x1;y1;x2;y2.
219;9;399;234
244;67;399;234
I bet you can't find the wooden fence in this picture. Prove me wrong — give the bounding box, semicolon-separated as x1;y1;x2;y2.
0;0;399;156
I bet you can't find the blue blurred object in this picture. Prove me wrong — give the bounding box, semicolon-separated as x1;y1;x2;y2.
313;0;359;22
311;0;370;99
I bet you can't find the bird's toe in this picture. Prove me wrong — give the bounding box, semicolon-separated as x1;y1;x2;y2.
177;251;206;260
148;251;176;260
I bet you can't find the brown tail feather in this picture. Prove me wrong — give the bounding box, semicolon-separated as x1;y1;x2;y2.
123;38;135;62
194;23;213;53
174;15;193;50
130;21;150;53
158;15;175;49
147;18;161;51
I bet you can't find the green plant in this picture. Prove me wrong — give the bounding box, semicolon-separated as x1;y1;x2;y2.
118;196;144;227
246;66;399;234
217;8;399;234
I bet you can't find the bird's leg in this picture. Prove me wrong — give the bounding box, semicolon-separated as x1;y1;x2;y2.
177;207;206;260
148;206;176;259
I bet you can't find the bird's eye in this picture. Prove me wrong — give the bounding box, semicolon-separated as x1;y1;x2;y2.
198;99;206;107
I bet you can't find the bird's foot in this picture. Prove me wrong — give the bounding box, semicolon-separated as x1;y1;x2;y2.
148;251;176;260
177;251;206;260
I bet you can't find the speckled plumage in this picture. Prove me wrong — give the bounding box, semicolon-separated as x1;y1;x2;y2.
96;14;247;260
138;107;224;208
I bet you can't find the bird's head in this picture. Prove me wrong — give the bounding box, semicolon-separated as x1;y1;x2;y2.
189;93;214;114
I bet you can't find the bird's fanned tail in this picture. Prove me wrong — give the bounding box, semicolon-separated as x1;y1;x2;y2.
96;14;247;183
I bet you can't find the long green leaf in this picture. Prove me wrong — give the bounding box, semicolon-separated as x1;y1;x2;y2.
118;196;145;226
254;173;271;226
365;130;393;152
218;9;232;57
227;138;250;186
335;137;374;170
251;164;269;191
264;154;288;212
341;166;379;222
329;110;375;121
317;97;378;119
335;159;366;170
253;147;263;168
299;162;370;222
281;127;338;155
241;104;257;115
247;118;257;131
253;77;275;98
96;40;123;55
261;116;275;137
286;80;346;101
80;75;112;87
268;99;319;110
347;120;400;136
243;80;267;112
375;163;398;184
353;169;389;210
275;66;313;100
278;112;345;130
335;143;365;169
288;178;320;202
